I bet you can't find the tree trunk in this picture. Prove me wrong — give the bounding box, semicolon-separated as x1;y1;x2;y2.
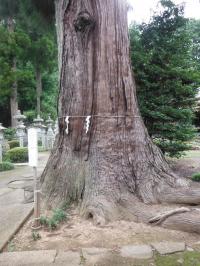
8;18;18;128
42;0;200;233
10;58;18;128
36;67;42;115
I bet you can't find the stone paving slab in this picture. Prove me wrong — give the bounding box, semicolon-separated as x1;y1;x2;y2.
0;190;33;251
0;243;192;266
82;247;110;265
151;241;185;255
120;245;153;259
0;250;56;266
0;188;13;197
0;152;49;252
55;251;81;266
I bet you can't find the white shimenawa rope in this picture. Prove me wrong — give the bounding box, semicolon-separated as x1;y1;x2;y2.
60;115;140;135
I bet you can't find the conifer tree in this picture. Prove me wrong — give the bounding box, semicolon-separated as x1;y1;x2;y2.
130;0;199;157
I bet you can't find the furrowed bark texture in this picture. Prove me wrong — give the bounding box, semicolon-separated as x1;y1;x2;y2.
36;67;42;115
42;0;200;233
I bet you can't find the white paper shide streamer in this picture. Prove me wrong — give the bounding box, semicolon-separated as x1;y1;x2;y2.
85;116;91;134
65;115;91;135
65;116;70;135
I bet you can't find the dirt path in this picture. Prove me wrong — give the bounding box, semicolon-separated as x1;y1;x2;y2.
169;150;200;178
8;151;200;253
10;206;199;253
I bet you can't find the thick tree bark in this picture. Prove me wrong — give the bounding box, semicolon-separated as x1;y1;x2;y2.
36;67;42;115
42;0;200;233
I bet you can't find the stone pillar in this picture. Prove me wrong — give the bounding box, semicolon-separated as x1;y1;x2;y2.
33;115;44;147
14;110;26;147
16;122;26;147
0;123;6;163
41;125;47;150
46;116;55;150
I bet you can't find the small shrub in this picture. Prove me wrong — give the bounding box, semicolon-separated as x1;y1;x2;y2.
61;200;71;211
52;208;66;223
192;172;200;182
5;147;28;163
47;219;58;230
32;231;41;241
4;128;16;141
38;140;42;146
7;241;15;252
39;208;67;231
0;162;14;172
8;140;20;149
39;216;48;226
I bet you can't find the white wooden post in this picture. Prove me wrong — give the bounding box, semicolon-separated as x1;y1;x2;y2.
28;128;40;229
0;123;6;163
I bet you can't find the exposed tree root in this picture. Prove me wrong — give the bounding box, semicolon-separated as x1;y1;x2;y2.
157;183;200;205
148;207;190;225
79;192;200;234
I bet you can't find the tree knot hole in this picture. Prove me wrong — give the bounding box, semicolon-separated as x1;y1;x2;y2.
74;11;95;32
87;212;93;220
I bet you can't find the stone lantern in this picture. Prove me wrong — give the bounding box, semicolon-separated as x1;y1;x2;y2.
33;115;45;148
0;123;6;163
17;122;26;147
15;110;26;147
46;115;55;150
14;109;26;126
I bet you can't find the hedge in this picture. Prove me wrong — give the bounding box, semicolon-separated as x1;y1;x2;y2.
192;173;200;182
8;140;20;149
5;147;28;163
0;162;14;172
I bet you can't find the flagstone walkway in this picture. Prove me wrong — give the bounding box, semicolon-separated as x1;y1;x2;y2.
0;152;49;251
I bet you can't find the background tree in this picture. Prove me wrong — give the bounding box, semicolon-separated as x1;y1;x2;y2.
41;0;200;234
30;35;56;116
0;25;31;126
0;0;58;126
129;0;200;157
188;19;200;127
0;0;22;127
19;0;57;116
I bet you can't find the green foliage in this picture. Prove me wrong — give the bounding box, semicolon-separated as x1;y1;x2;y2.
47;219;57;230
39;216;49;226
0;25;31;94
155;251;200;266
188;19;200;68
5;147;28;163
129;0;200;157
61;200;71;211
39;208;67;231
23;110;36;124
8;140;19;149
192;172;200;182
38;140;42;146
53;208;67;223
3;128;16;141
0;161;14;172
31;231;41;241
188;19;200;126
0;0;58;126
7;240;15;252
